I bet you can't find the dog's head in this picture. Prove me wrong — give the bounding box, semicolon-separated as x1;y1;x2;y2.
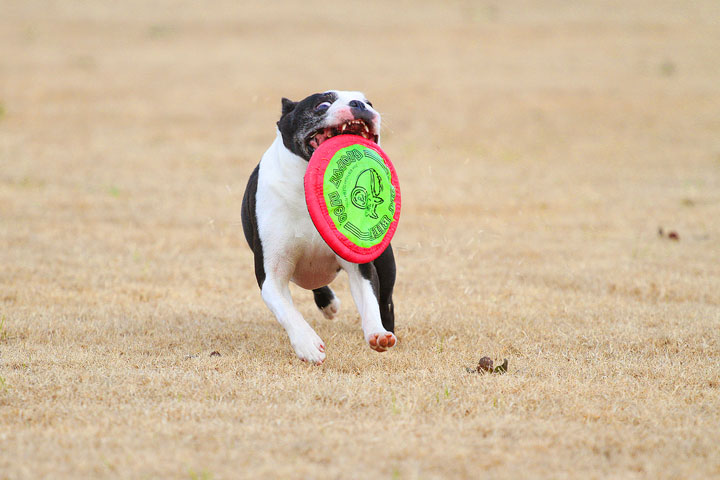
276;90;380;161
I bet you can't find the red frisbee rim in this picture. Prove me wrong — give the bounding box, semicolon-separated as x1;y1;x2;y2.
304;134;401;264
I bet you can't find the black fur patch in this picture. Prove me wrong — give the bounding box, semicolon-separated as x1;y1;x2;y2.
276;92;338;161
241;164;266;288
312;286;335;310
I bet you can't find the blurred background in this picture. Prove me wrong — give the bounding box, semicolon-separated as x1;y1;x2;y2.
1;1;720;477
2;0;718;310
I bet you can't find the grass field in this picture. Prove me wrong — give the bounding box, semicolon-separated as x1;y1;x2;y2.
2;1;720;478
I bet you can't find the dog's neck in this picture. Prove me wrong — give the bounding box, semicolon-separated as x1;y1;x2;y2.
263;130;308;199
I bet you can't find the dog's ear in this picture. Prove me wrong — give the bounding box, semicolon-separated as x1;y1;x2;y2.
281;97;297;116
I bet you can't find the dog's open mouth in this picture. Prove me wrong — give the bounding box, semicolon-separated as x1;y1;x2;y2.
307;119;378;153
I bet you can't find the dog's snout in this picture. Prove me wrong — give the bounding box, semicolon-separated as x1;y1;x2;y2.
349;100;367;111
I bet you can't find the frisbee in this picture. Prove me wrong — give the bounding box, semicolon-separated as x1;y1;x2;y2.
304;134;401;264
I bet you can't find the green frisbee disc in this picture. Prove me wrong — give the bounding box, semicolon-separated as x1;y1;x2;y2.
304;134;401;263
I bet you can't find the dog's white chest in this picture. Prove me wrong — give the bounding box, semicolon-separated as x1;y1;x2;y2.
256;135;340;290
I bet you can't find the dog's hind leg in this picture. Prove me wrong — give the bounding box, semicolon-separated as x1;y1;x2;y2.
312;286;341;320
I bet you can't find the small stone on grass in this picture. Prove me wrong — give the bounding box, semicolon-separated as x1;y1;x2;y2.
467;357;508;374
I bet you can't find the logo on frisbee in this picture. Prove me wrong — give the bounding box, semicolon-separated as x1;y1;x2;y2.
351;169;384;219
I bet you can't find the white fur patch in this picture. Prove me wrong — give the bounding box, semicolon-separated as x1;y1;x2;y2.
320;296;341;320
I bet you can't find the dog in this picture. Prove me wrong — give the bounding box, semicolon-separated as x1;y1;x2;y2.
241;91;397;364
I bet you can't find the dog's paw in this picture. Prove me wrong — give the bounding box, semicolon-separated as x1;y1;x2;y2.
320;297;341;320
290;327;326;365
366;331;397;353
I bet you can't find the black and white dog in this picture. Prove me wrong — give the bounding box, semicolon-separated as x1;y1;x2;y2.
241;91;397;365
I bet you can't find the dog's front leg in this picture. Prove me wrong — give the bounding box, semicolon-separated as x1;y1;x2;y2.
340;259;397;352
261;255;326;364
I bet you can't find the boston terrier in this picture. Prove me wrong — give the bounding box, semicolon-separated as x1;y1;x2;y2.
241;91;397;365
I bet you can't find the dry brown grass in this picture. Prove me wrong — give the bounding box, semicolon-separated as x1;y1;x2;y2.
2;1;720;478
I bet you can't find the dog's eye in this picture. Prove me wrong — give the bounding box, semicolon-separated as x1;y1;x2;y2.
315;102;331;112
365;100;373;108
